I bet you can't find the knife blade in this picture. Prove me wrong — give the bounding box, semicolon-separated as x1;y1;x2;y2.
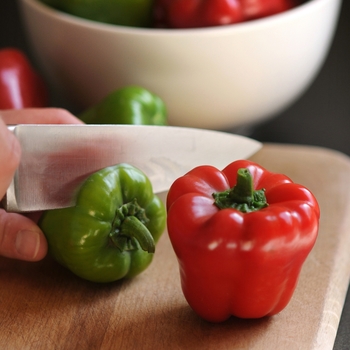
2;124;261;212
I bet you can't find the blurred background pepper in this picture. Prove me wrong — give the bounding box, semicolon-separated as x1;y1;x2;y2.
0;48;48;109
39;0;155;27
78;86;167;125
153;0;300;28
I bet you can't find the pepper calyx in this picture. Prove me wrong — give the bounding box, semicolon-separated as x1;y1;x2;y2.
212;168;268;213
110;199;155;253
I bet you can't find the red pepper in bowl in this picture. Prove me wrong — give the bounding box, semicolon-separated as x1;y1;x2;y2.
0;48;48;109
154;0;299;28
166;160;319;322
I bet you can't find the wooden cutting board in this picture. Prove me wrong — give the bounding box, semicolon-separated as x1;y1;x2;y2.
1;144;350;350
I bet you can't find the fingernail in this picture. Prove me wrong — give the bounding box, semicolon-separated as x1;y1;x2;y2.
16;230;41;259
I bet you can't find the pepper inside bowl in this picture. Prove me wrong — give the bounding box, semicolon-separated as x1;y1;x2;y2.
19;0;342;130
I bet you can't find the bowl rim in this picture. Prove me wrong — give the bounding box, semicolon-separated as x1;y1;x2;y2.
21;0;341;37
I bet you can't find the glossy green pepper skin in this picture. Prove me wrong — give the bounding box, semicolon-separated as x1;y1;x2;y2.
78;86;167;126
39;163;166;283
39;0;155;27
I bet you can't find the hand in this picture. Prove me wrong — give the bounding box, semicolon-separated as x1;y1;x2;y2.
0;108;83;261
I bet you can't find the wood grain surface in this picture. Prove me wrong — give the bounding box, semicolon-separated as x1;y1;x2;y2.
1;144;350;350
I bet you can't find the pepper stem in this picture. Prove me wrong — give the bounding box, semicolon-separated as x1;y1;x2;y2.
109;199;155;253
212;168;268;213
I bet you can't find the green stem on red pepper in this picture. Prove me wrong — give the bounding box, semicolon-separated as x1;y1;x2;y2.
213;168;268;213
110;199;155;253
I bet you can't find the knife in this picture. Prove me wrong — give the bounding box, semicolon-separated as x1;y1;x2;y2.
2;124;261;212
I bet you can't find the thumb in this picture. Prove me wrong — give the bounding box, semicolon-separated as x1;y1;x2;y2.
0;209;47;261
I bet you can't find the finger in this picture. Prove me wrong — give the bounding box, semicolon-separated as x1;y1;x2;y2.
0;108;83;125
0;209;47;261
0;117;21;196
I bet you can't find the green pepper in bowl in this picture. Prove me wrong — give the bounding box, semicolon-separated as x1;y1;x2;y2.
39;0;155;27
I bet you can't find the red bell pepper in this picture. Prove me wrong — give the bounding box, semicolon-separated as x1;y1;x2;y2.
153;0;299;28
166;160;320;322
0;48;48;109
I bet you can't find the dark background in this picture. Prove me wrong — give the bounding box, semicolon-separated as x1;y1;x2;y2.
1;0;349;348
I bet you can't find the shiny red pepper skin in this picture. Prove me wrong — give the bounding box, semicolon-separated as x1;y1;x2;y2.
0;48;48;109
153;0;298;28
166;160;320;322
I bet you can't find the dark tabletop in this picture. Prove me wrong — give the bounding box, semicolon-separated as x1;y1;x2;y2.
1;0;350;348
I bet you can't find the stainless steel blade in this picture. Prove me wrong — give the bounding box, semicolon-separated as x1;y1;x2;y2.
3;124;261;212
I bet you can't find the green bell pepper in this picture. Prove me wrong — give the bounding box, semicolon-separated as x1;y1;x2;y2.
39;163;166;283
78;86;167;125
39;0;155;27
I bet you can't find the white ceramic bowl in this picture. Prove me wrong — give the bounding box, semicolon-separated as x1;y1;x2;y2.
20;0;342;130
